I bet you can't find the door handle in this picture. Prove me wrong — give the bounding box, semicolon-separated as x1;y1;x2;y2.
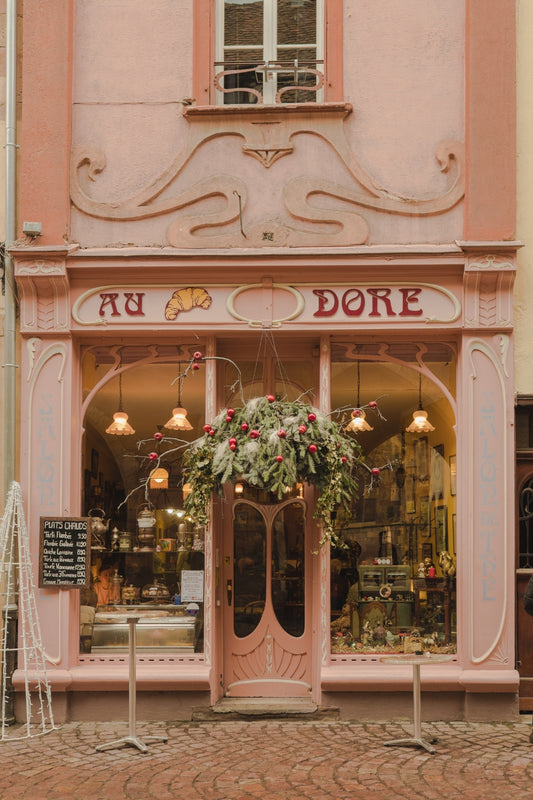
226;580;232;606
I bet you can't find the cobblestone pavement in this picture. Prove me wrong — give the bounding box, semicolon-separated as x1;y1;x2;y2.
0;718;533;800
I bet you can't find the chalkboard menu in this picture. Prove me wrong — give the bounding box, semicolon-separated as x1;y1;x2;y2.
39;517;91;588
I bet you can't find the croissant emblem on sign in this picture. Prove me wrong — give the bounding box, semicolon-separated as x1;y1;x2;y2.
164;287;212;320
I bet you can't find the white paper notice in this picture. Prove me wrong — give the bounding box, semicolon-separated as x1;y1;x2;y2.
181;570;204;602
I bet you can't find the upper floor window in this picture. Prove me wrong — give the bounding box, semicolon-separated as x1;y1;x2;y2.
215;0;324;105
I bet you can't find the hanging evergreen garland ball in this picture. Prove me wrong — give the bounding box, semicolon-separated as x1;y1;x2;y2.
148;452;158;461
153;431;163;441
182;396;362;545
193;351;203;360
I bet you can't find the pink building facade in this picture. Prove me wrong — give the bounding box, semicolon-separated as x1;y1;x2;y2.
11;0;518;721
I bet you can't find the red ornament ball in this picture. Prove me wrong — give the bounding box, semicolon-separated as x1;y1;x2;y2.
202;424;211;433
266;394;276;403
192;362;200;371
371;467;380;476
208;429;215;436
227;408;235;417
308;412;317;422
368;400;378;409
277;429;286;438
148;452;158;461
241;423;249;432
225;416;232;422
228;437;237;446
153;431;163;441
229;444;236;451
308;443;318;454
353;408;363;417
341;456;347;463
249;429;260;439
193;351;203;361
275;455;283;463
298;424;307;434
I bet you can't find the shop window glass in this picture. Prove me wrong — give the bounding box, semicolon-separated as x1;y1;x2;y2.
215;0;324;104
329;352;457;657
79;349;206;656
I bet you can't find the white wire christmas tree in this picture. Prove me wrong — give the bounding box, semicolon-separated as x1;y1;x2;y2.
0;481;57;740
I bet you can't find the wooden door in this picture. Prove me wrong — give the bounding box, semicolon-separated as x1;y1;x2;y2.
222;497;312;697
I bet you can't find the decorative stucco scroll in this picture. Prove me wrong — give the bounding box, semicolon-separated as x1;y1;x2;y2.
70;105;465;248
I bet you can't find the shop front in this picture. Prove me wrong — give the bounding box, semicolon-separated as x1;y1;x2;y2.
11;244;519;721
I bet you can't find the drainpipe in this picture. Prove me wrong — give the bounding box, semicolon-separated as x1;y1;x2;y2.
2;0;18;725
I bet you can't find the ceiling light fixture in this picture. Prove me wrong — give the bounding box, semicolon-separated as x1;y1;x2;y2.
406;372;435;433
164;365;193;431
345;360;373;432
105;361;135;435
149;467;169;489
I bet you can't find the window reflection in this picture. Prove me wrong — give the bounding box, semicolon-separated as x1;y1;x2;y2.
272;502;305;637
233;503;266;638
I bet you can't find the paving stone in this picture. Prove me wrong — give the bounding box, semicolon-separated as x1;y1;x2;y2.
0;719;532;799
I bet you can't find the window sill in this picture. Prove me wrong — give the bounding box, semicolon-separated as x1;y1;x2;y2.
183;101;352;121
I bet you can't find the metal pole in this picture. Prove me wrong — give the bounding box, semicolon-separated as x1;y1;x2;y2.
1;0;19;727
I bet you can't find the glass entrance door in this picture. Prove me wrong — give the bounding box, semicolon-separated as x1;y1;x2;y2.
223;497;312;697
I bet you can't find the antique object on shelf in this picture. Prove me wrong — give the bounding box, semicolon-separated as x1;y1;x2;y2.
111;527;120;551
137;503;156;550
119;530;134;551
121;583;140;605
108;570;123;603
88;507;109;550
141;578;171;603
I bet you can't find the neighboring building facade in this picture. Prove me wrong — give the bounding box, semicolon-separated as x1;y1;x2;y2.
11;0;518;722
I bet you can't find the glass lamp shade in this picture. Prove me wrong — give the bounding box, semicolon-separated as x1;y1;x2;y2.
345;409;373;432
405;408;435;433
105;410;135;435
149;467;169;489
164;406;193;431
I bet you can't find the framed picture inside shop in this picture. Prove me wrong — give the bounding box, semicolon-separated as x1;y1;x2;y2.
435;505;447;553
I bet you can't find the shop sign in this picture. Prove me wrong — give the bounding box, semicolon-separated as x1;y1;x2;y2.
72;281;460;328
39;516;91;588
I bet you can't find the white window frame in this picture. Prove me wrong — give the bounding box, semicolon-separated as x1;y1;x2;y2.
215;0;325;105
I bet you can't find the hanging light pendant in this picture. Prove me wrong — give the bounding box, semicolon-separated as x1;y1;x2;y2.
164;366;193;431
345;361;373;432
406;372;435;433
149;467;169;489
105;368;135;435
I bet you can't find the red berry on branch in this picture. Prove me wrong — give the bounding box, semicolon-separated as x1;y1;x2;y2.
308;444;317;453
277;429;286;438
266;394;276;403
148;452;158;461
229;444;236;451
153;432;163;441
208;429;215;436
275;455;283;463
192;363;200;371
341;456;347;463
193;351;203;360
241;423;249;432
227;408;235;417
229;438;237;446
298;425;307;434
308;412;317;422
226;416;232;422
353;408;363;417
249;429;260;439
368;400;378;409
202;424;211;433
371;467;380;476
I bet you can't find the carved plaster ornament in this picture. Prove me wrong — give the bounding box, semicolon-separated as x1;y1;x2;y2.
70;107;465;248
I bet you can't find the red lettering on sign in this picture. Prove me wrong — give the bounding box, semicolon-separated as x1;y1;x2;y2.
124;293;145;316
367;288;395;317
99;293;121;317
313;289;339;317
399;288;423;317
341;289;365;317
